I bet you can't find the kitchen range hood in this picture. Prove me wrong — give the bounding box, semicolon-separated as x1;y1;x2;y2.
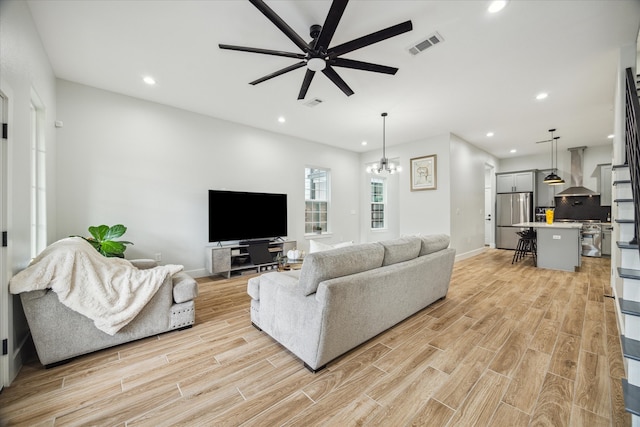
556;146;599;197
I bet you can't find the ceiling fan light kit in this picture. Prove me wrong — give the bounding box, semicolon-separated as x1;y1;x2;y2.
219;0;413;99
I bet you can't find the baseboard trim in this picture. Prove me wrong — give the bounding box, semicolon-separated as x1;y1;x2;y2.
455;247;487;262
185;268;207;278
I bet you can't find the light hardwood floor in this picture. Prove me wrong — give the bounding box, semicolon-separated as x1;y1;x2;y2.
0;249;630;426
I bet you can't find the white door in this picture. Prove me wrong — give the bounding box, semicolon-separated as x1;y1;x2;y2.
0;88;8;389
485;164;495;247
485;188;492;245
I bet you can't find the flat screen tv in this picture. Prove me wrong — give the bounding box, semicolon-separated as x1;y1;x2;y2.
208;190;287;242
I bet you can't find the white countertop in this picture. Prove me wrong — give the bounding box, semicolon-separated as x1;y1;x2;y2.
514;222;583;229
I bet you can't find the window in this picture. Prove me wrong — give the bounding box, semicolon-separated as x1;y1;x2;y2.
30;97;46;259
371;177;386;229
305;167;329;234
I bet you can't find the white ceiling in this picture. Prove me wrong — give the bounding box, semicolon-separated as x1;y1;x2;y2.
27;0;640;159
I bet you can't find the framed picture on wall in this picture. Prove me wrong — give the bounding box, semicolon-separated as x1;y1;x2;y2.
410;154;437;191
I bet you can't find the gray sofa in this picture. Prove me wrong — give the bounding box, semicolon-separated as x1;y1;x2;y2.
247;234;455;371
19;260;198;367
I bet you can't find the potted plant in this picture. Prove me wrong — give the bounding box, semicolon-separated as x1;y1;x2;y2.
74;224;133;258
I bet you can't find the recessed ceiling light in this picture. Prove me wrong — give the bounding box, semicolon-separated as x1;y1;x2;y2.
510;149;517;153
278;116;285;123
142;76;156;85
607;134;614;139
361;141;368;146
486;132;494;137
536;92;548;100
488;1;508;13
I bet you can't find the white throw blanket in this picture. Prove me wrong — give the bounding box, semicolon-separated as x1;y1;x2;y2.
9;237;183;335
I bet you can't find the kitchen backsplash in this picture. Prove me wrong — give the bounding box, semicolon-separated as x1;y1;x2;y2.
542;195;611;222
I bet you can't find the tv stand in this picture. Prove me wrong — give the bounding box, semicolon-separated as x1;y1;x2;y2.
238;238;272;246
206;240;296;278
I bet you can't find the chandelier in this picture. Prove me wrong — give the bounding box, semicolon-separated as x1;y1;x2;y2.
367;112;400;174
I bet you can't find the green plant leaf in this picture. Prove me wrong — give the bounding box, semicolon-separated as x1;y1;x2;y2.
101;240;125;255
88;225;109;241
104;224;127;240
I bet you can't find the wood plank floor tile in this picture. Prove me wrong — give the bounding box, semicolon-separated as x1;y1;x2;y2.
447;370;510;426
489;330;530;377
607;334;626;379
574;350;611;418
502;348;551;414
477;317;519;352
365;366;448;426
490;402;531;426
429;329;484;374
406;398;454;426
549;332;581;380
610;375;632;427
530;373;574;427
570;405;611;427
313;393;382;426
561;293;587;336
529;318;561;354
432;345;495;409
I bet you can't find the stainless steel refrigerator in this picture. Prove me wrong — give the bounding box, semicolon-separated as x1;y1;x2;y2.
496;192;533;250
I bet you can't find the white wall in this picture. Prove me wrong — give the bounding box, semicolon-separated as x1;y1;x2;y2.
449;134;498;257
359;132;498;259
55;80;361;276
0;0;57;384
360;133;452;240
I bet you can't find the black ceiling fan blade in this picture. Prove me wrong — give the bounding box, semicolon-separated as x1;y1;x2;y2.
332;58;398;75
322;66;354;96
250;61;307;85
219;44;306;60
298;69;316;100
314;0;349;51
249;0;310;53
329;20;413;58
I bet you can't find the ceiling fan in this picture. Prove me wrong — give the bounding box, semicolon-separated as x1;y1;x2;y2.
219;0;413;100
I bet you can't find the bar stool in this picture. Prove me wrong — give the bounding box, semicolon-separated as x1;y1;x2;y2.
512;229;537;266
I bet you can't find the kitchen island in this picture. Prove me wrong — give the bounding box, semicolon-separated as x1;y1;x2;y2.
514;222;583;272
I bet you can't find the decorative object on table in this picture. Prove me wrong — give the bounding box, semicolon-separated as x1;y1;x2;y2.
545;208;554;224
536;128;565;185
367;112;400;175
410;154;437;191
72;224;133;258
287;249;301;260
218;0;413;100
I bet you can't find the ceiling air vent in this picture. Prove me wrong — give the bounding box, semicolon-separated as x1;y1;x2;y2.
303;98;323;107
408;32;443;55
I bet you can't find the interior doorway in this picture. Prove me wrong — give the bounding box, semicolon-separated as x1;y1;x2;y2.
484;164;495;247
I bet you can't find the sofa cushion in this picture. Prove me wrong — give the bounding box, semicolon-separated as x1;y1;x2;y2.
419;234;450;256
309;239;354;253
299;243;384;296
172;272;198;304
380;236;422;266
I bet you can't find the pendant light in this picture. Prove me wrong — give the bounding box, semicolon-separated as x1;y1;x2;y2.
542;129;565;185
366;112;400;174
